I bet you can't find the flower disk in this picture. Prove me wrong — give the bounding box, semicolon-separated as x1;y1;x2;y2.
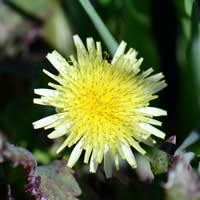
33;35;167;178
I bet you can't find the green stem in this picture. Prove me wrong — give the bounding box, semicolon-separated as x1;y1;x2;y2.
79;0;118;56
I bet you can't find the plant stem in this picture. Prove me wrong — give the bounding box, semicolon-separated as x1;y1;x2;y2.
79;0;118;56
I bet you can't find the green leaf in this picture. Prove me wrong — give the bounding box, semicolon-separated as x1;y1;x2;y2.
175;0;195;18
122;0;158;67
0;4;31;56
150;150;169;175
198;162;200;175
0;133;81;200
8;0;56;20
41;4;73;55
175;1;200;137
136;154;154;182
150;136;176;175
33;149;51;164
37;160;81;200
175;0;195;40
184;0;195;17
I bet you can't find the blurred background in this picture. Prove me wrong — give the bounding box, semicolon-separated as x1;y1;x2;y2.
0;0;200;199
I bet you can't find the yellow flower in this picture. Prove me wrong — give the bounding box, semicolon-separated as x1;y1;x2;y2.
33;35;167;178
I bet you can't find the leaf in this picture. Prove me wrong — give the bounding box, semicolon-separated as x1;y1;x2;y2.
0;4;31;56
1;1;73;56
174;0;195;41
41;4;73;55
198;162;200;175
135;154;154;182
0;136;41;199
122;0;158;67
164;153;200;200
184;0;195;17
0;133;81;200
150;136;176;175
7;0;56;20
150;150;169;175
175;0;195;21
36;160;81;200
175;1;200;137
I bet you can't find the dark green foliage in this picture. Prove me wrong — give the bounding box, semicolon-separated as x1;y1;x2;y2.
0;133;81;199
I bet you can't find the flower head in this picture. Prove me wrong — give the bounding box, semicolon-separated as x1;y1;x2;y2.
33;35;167;178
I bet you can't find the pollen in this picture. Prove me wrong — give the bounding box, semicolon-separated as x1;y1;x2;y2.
33;35;167;178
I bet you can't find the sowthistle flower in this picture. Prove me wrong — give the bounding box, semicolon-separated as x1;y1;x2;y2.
33;35;167;178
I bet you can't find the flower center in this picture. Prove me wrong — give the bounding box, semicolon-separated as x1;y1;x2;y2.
81;86;119;122
65;66;134;134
